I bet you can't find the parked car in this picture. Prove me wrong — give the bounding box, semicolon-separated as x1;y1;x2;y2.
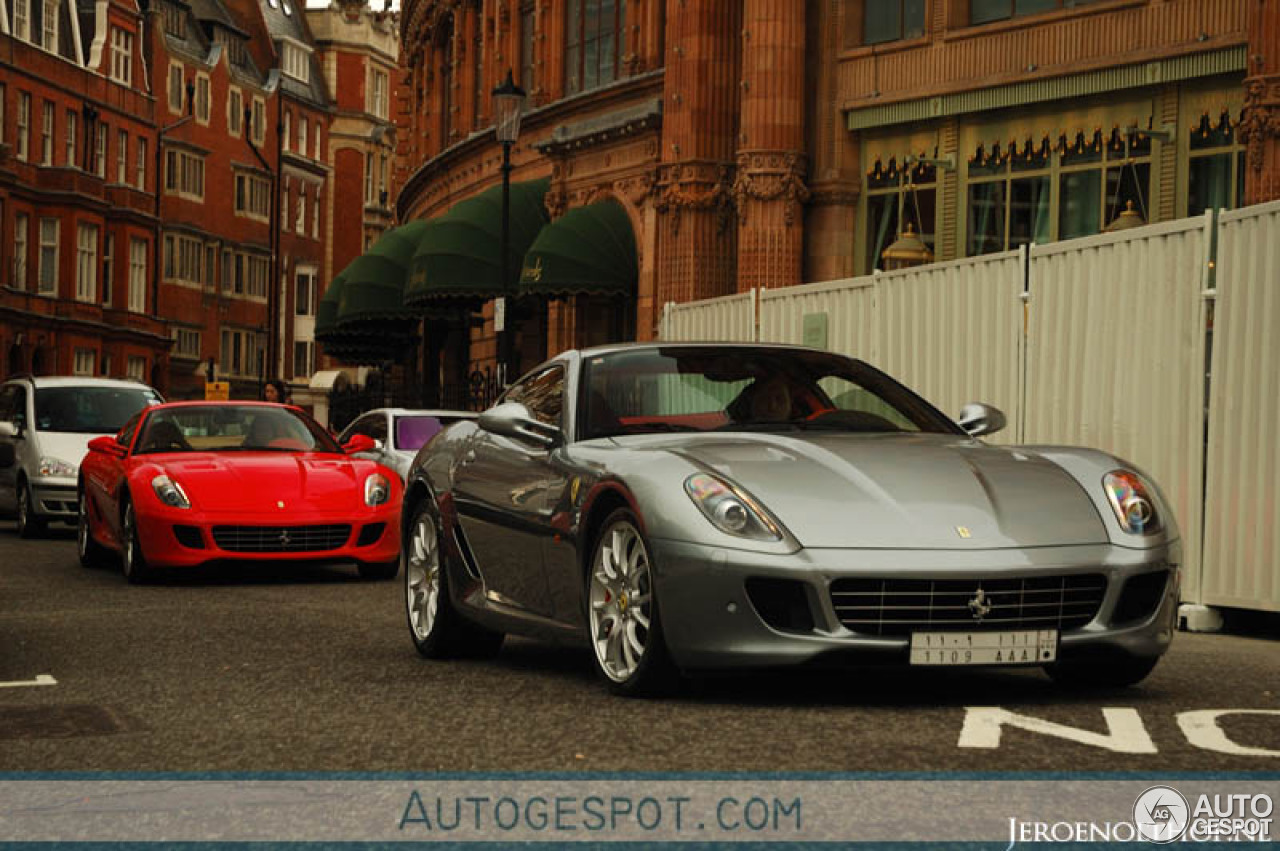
337;408;477;482
0;376;163;537
77;401;402;583
400;343;1181;696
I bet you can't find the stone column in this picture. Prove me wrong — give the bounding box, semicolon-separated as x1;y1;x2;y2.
1241;0;1280;205
734;0;808;291
654;0;741;305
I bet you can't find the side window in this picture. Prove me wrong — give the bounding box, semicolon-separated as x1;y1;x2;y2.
0;386;17;422
11;386;30;427
505;365;564;428
366;415;388;445
117;411;144;449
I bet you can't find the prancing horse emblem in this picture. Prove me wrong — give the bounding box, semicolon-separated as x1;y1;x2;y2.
968;588;992;622
279;530;292;547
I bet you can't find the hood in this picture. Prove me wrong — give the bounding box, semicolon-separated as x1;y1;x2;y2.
661;432;1107;549
153;453;377;514
34;432;96;470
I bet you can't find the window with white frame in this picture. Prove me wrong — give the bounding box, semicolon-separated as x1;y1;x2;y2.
195;74;210;124
173;327;201;359
110;28;133;86
220;328;263;377
40;101;52;165
135;137;146;189
228;88;243;136
94;122;107;177
168;62;185;114
127;356;146;381
74;349;96;376
313;123;321;160
65;109;77;169
204;244;215;288
116;130;128;183
17;93;30;161
298;118;308;157
14;214;29;289
234;172;270;219
294;268;315;316
283;111;292;152
282;41;311;82
364;152;374;204
281;178;290;232
251;97;265;144
296;184;306;233
247;255;268;298
163;233;205;286
311;188;320;239
164;148;205;199
128;238;146;312
14;0;30;41
369;68;389;119
41;0;58;51
102;233;113;305
38;218;58;295
293;340;314;379
76;223;99;302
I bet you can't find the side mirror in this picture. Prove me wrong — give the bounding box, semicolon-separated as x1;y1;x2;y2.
956;402;1007;438
478;402;563;450
373;438;385;451
87;435;125;457
344;434;377;454
0;421;16;439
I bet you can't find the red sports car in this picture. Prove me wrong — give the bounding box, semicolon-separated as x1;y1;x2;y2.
77;401;402;583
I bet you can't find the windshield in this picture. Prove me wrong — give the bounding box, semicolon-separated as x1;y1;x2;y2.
34;386;162;434
135;405;342;454
394;415;457;451
578;347;962;440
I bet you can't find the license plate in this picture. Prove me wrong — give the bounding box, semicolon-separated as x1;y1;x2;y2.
909;629;1058;666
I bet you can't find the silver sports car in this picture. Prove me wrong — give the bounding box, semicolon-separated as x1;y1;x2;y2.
401;343;1180;696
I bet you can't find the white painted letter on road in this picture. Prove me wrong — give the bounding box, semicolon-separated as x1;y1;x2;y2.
1177;710;1280;757
959;707;1157;753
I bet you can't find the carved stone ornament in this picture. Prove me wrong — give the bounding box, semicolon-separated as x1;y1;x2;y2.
1239;76;1280;174
614;169;657;206
731;151;810;227
654;162;736;235
545;185;567;220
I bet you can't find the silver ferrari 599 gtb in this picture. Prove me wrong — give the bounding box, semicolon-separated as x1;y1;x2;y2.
400;343;1180;696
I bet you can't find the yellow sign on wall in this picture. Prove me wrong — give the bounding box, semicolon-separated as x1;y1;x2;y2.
204;381;230;401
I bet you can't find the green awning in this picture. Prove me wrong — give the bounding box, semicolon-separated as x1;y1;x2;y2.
336;221;428;325
404;178;550;306
518;199;636;298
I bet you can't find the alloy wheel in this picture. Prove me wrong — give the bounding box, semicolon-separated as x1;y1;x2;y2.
406;511;441;641
77;493;90;559
16;483;28;535
122;504;137;577
589;521;654;683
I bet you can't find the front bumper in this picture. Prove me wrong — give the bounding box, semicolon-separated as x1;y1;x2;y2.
650;538;1180;671
32;477;78;519
132;503;401;569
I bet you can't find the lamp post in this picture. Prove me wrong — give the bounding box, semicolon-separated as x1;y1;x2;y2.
492;70;525;387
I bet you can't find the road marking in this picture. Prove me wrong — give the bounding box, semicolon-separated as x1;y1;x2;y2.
959;706;1158;753
1177;709;1280;757
0;674;57;689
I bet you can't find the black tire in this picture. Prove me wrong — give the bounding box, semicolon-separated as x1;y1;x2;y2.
1044;655;1160;688
16;480;45;539
585;508;679;698
77;489;109;568
404;500;503;659
120;498;153;585
358;559;399;581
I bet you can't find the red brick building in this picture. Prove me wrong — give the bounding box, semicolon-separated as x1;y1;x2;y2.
388;0;1280;382
1;0;169;385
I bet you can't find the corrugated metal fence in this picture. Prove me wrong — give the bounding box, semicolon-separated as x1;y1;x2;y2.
659;204;1280;615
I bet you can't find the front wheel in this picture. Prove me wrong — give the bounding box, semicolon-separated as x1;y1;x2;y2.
120;500;153;585
587;509;678;697
16;480;45;539
1044;655;1159;688
77;490;108;568
404;501;502;658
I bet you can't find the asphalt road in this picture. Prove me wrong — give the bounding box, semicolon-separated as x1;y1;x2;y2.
1;520;1277;773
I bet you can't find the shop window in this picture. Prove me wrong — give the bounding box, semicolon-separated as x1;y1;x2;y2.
1187;110;1245;217
865;157;938;271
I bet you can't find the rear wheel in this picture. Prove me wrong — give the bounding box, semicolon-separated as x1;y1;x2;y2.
405;500;503;658
120;499;153;585
16;480;45;539
77;490;108;568
587;508;678;697
1044;655;1159;688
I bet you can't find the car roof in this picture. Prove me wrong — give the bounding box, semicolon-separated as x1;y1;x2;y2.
573;341;832;359
352;408;478;418
4;375;159;390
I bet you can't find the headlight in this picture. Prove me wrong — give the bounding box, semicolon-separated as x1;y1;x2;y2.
151;474;191;509
364;473;391;507
37;457;77;478
684;472;781;541
1103;470;1162;535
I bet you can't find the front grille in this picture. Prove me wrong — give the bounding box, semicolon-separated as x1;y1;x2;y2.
831;574;1108;636
211;524;351;553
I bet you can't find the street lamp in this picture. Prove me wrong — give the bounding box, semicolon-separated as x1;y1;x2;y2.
492;69;525;386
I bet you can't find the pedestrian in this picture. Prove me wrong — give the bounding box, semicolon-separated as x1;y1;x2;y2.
263;379;292;405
